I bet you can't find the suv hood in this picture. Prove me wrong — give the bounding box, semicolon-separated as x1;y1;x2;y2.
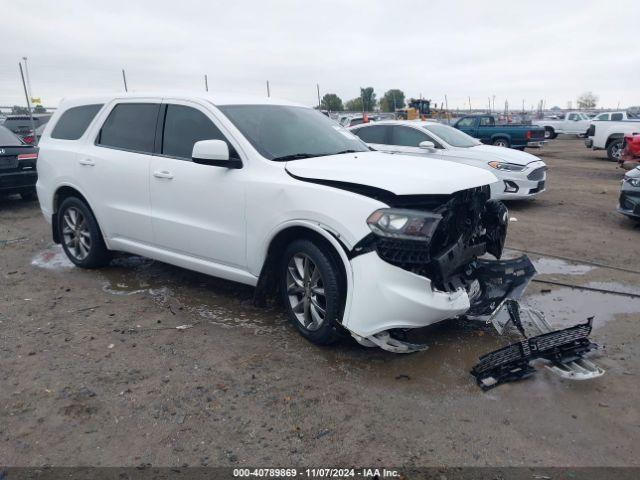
285;151;498;195
448;144;541;166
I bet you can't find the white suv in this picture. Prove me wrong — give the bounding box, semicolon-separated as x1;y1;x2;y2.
36;92;533;352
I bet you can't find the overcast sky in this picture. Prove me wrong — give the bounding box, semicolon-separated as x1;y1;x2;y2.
1;0;639;110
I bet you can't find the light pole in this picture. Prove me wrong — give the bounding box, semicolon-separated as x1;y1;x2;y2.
22;57;34;105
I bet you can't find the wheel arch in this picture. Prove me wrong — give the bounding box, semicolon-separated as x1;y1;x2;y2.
605;133;624;148
51;184;106;245
253;222;354;324
490;134;511;144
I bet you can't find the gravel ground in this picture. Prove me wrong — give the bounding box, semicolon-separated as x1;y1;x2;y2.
1;137;639;467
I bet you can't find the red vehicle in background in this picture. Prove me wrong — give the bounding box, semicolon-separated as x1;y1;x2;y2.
620;133;640;170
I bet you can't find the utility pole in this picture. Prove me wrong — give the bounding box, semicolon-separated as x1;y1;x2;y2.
444;94;449;111
204;74;209;92
468;96;471;111
22;57;34;103
19;62;37;145
316;83;321;110
488;96;491;113
492;95;496;113
122;69;128;92
266;80;270;97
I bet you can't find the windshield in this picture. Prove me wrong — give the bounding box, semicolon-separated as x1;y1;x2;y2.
217;105;369;161
422;123;480;148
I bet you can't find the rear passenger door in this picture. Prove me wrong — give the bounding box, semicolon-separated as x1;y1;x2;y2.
77;100;160;246
149;101;246;268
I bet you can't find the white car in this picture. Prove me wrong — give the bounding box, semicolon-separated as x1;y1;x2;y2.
349;120;547;200
37;92;534;353
533;111;592;139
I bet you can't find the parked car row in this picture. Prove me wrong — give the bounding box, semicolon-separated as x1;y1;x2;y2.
0;125;39;200
0;113;51;144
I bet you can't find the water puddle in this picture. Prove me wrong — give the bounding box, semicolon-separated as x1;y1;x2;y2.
31;244;74;270
531;257;595;275
524;286;640;329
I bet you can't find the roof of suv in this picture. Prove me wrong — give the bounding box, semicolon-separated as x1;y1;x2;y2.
57;92;304;109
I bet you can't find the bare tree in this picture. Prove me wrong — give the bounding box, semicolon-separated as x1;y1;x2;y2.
577;91;599;109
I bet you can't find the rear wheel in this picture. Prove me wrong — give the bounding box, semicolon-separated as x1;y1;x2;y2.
607;139;624;162
280;239;344;345
492;138;510;148
58;197;111;268
544;127;557;139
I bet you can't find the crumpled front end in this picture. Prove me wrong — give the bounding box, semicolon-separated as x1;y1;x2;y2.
343;186;532;350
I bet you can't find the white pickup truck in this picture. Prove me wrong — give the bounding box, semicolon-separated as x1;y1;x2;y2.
585;120;640;161
592;111;638;122
533;112;592;139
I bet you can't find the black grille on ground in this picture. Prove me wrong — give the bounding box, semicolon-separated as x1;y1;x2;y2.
527;167;546;181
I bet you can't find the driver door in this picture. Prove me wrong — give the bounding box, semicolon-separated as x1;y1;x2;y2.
149;101;246;269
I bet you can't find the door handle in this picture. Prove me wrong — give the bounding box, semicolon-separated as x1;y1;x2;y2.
153;170;174;179
78;159;95;166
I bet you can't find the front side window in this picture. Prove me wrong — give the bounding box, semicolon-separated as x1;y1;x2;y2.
353;125;389;144
596;113;609;121
457;117;475;128
162;104;234;159
391;126;429;147
97;103;160;153
217;105;368;161
422;124;479;148
51;104;103;140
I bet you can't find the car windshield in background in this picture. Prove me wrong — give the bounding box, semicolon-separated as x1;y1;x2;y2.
217;105;369;161
0;126;23;146
422;123;480;148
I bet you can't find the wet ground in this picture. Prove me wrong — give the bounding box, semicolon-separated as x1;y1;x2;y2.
1;137;639;467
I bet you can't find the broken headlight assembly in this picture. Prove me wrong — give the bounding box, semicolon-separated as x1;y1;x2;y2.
487;161;526;172
366;209;442;241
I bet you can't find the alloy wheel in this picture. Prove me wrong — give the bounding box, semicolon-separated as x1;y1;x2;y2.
611;143;622;159
62;206;92;260
286;253;326;331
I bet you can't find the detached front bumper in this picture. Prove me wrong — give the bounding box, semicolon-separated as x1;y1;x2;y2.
584;138;594;148
343;251;470;339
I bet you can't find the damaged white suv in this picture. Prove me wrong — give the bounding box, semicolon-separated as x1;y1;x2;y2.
37;93;536;353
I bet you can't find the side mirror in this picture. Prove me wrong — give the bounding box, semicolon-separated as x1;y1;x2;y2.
419;140;436;150
192;140;242;168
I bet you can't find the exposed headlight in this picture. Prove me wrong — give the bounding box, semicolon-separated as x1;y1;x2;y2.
366;209;441;241
626;177;640;187
488;161;526;172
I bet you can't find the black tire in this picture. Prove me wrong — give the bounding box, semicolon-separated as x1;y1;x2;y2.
492;137;510;148
607;139;624;162
20;189;37;201
57;197;111;268
544;127;557;140
280;239;344;345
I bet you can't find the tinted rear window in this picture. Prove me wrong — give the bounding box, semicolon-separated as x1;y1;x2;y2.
0;126;22;146
97;103;160;153
51;104;103;140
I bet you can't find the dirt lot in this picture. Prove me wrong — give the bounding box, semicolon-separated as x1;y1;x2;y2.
1;137;639;468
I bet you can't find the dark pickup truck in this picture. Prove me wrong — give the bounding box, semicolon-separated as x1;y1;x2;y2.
453;115;547;150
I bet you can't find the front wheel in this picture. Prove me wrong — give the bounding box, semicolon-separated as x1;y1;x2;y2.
492;138;510;148
280;239;344;345
607;139;624;162
58;197;112;268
